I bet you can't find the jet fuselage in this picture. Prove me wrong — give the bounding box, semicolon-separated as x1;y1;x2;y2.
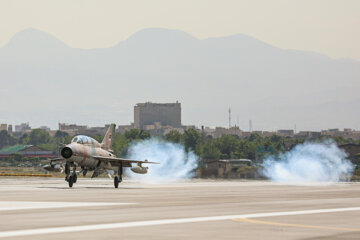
61;135;115;170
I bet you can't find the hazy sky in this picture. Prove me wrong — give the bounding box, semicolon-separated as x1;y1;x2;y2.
1;0;360;60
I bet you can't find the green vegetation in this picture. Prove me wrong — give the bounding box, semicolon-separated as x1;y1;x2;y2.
0;130;17;149
1;128;360;162
1;128;360;180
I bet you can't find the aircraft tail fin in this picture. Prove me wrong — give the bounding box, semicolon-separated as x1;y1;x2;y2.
101;123;116;151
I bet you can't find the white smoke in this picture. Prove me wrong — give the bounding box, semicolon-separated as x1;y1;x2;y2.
262;141;354;183
126;138;198;182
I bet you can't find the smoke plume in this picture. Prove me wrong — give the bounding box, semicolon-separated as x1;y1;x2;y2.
126;139;198;182
262;141;354;183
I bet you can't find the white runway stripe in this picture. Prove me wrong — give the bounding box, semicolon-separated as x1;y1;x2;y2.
0;201;135;211
0;207;359;238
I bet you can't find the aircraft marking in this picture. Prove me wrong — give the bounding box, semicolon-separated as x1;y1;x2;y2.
232;217;360;232
81;146;87;165
0;207;359;238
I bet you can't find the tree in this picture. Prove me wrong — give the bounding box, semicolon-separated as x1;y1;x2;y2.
27;129;50;145
216;135;240;159
112;133;129;157
124;129;150;141
165;130;182;143
248;133;262;142
201;141;221;159
332;136;347;145
183;128;201;152
0;130;17;149
54;131;68;138
270;134;282;143
19;133;28;144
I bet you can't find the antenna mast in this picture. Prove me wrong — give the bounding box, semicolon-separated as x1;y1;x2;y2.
228;107;231;128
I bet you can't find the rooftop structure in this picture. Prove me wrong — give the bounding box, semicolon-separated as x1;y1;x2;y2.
58;123;87;136
134;102;181;129
0;145;57;159
277;130;294;137
14;123;31;133
0;124;7;131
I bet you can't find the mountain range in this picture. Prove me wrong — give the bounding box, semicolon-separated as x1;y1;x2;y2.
0;28;359;130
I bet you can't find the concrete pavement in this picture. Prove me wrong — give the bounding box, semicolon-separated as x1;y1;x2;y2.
0;178;359;239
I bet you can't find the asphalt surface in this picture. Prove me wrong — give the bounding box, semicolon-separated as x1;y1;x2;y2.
0;178;359;240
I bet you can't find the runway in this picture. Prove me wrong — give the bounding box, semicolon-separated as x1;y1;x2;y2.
0;178;359;239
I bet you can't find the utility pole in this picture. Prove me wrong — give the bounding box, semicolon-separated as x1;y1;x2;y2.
228;107;231;129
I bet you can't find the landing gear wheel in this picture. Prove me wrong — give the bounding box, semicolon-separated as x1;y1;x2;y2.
114;176;119;188
68;176;74;188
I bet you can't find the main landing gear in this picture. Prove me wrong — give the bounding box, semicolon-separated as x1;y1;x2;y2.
114;164;123;188
65;163;77;188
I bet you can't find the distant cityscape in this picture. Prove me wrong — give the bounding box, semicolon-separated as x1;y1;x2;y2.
1;101;360;140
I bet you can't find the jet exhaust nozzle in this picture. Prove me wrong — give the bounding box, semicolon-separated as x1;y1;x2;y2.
61;146;73;159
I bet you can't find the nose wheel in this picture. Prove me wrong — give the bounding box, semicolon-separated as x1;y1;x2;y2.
66;163;77;188
68;175;74;187
114;176;119;188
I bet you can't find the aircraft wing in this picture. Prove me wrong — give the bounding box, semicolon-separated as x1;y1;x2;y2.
93;156;159;168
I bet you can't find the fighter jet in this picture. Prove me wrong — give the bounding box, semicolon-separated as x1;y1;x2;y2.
45;124;158;188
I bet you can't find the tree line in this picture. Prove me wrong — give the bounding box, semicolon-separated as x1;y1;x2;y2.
1;128;360;161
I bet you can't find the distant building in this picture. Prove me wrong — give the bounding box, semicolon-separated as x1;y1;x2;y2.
0;124;12;135
0;145;57;160
8;125;12;134
14;123;31;133
199;159;256;178
241;131;252;138
296;131;321;139
58;123;112;136
277;130;294;137
39;126;51;132
212;126;242;138
59;123;87;136
116;124;135;134
261;131;275;137
320;128;360;140
134;102;181;129
83;126;107;136
0;124;8;131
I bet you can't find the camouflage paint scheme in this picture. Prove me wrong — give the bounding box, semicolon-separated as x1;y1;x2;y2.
47;124;157;187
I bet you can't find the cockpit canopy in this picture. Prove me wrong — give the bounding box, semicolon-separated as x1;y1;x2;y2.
71;135;98;145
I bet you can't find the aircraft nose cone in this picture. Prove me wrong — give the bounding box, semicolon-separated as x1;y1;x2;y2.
61;146;73;159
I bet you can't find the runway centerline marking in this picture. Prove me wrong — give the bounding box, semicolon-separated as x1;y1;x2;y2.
0;201;135;211
233;218;360;232
0;207;359;238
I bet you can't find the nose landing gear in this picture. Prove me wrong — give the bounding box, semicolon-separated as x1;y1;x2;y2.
65;163;77;188
68;175;74;187
65;163;70;181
